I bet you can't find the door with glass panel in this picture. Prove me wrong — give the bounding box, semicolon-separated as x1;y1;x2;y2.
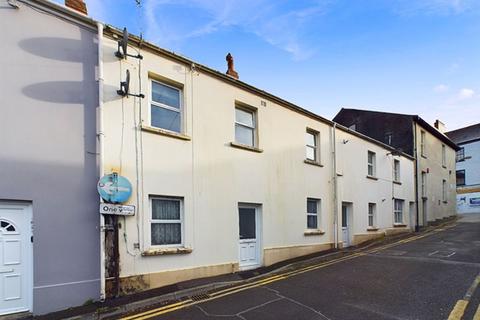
238;205;261;270
341;203;351;247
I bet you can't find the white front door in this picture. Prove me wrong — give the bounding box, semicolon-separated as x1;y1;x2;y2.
238;205;261;270
342;204;350;247
0;203;32;315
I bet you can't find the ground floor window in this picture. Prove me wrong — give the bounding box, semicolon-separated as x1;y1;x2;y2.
307;198;320;229
394;199;404;224
150;196;183;246
368;203;376;227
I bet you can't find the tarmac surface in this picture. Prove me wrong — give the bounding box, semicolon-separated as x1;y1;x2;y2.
121;214;480;320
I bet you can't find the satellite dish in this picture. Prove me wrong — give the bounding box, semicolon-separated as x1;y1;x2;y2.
115;28;128;59
117;69;144;98
117;70;130;96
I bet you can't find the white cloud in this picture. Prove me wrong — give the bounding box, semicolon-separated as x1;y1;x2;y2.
458;88;475;100
143;0;331;61
433;84;449;93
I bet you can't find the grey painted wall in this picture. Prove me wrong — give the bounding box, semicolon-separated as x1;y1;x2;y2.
1;2;99;315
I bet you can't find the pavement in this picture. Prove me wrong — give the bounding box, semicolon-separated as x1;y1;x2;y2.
114;214;480;320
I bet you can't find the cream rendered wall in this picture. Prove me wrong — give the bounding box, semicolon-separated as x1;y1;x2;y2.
336;130;415;241
415;124;456;224
101;36;415;284
102;37;335;279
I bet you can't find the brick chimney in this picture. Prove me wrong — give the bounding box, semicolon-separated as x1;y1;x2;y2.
226;53;239;79
434;119;446;133
65;0;87;15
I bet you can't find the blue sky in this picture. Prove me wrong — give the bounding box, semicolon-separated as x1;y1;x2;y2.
65;0;479;130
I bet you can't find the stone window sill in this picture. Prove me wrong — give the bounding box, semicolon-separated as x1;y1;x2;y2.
304;229;325;236
142;247;193;256
367;227;379;231
304;159;324;167
393;224;407;228
230;142;263;153
393;181;402;185
141;125;191;141
366;175;379;181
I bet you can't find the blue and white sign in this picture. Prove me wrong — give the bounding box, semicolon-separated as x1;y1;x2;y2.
97;173;132;204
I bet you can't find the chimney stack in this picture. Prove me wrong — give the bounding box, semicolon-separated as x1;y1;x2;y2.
434;119;446;133
65;0;87;15
226;53;239;79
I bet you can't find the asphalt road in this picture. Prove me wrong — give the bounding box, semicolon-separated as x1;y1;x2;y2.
130;215;480;320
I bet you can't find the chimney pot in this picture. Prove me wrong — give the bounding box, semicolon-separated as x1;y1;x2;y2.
65;0;87;15
226;53;239;79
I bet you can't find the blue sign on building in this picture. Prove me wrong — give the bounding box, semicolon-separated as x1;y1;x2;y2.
97;173;133;204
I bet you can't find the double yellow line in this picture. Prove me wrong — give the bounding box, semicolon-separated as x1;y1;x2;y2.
121;224;454;320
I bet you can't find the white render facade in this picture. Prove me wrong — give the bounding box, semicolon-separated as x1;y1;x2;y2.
100;28;415;294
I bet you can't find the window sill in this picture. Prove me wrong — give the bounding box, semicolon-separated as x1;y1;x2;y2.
304;159;324;167
393;224;407;228
366;175;378;181
142;247;193;256
304;229;325;236
393;181;402;185
141;125;191;141
230;142;263;153
367;227;379;231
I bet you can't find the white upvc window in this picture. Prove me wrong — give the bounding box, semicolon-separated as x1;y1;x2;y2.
442;179;447;202
420;131;426;157
394;199;404;224
307;198;320;229
442;144;446;167
150;80;182;133
150;196;183;247
368;203;376;227
306;129;319;162
421;172;427;197
235;106;257;147
368;151;376;177
393;159;400;182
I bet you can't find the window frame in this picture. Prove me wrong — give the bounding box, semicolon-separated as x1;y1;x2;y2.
456;147;465;162
306;129;320;162
149;196;184;248
456;170;466;186
393;159;400;182
420;130;426;157
234;105;257;148
149;79;183;133
442;179;447;202
394;199;404;224
421;172;427;197
368;203;376;228
306;198;320;230
367;151;376;177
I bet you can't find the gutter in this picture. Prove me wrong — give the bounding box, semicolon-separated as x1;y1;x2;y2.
97;21;106;301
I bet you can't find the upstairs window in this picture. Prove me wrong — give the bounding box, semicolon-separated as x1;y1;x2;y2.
151;80;182;133
456;148;465;162
442;144;446;167
368;151;376;177
420;131;426;157
235;107;256;147
394;159;400;182
456;170;465;186
306;129;319;162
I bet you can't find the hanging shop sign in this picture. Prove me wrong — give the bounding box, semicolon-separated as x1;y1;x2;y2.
97;173;132;204
99;203;135;216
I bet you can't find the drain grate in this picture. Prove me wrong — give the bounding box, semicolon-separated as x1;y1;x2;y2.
190;292;211;302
